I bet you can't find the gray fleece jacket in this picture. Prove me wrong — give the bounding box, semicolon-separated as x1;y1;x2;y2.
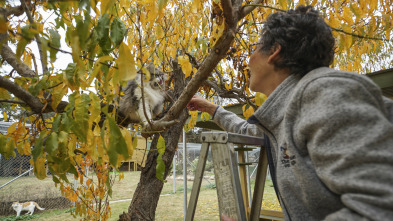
212;67;393;220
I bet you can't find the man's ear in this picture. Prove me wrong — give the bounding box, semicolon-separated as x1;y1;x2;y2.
267;44;282;64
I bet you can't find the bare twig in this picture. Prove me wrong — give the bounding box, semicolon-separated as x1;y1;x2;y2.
0;99;26;105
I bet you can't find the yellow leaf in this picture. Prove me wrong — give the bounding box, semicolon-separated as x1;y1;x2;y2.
187;110;198;130
89;56;113;86
0;88;11;99
120;127;134;159
242;106;254;119
178;56;193;78
23;51;32;68
51;85;68;111
255;92;267;106
3;112;7;121
34;155;47;180
117;43;137;82
343;7;353;25
23;141;31;155
201;112;210;122
100;0;115;14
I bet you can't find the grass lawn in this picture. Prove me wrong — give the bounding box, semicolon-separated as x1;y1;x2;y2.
0;171;280;220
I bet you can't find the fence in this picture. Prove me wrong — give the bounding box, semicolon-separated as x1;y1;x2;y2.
0;151;71;216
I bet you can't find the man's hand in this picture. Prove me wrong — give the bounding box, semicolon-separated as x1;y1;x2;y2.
187;95;218;116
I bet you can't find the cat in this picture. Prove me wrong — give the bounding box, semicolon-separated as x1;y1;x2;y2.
12;201;45;217
119;64;168;128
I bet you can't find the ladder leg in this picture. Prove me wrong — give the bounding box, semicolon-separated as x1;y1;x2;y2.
250;147;268;221
212;143;247;221
185;143;210;221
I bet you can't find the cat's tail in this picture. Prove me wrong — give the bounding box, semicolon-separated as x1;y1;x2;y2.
33;202;45;210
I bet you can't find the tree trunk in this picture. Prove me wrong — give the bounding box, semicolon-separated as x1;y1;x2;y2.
119;61;189;221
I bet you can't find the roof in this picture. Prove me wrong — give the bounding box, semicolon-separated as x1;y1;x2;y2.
0;122;31;134
366;68;393;98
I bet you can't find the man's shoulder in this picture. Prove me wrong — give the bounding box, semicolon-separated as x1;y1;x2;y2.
298;67;378;91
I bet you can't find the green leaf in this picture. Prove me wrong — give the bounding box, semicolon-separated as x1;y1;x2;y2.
72;93;90;142
58;131;68;155
52;114;61;133
67;162;78;177
64;63;78;87
106;114;129;166
16;38;29;60
49;29;61;62
97;13;112;54
76;15;90;50
156;135;166;182
32;132;46;161
52;175;60;184
0;135;15;159
45;132;58;154
0;134;8;155
110;18;127;47
60;113;72;133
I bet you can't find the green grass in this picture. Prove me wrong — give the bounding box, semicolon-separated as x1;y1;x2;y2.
1;171;280;220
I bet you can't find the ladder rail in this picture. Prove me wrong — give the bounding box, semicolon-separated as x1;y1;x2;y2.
185;142;210;221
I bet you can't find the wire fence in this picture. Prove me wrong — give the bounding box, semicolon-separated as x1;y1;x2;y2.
0;141;269;217
0;152;70;216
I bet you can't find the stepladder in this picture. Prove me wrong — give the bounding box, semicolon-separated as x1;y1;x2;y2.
185;131;283;221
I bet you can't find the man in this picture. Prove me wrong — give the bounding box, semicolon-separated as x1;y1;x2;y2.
187;5;393;221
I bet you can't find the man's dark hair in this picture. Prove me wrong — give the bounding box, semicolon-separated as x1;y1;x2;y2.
259;5;335;76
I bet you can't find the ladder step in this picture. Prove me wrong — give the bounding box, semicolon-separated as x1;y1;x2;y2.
238;162;253;166
234;147;255;151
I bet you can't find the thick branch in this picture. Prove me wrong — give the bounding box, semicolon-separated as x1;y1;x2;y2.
0;76;44;113
221;0;235;28
0;42;37;78
5;6;24;17
149;1;261;132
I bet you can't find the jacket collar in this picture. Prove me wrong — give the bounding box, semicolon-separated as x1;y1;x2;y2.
247;74;302;133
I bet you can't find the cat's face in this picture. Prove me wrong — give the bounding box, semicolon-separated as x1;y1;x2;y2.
149;74;167;90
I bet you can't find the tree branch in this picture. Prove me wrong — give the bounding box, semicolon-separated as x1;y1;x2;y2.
330;26;392;42
5;5;24;17
147;0;261;132
0;99;26;105
0;76;44;113
221;0;235;28
238;0;264;20
0;43;37;78
20;0;49;75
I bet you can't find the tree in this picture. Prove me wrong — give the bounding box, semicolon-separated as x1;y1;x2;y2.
0;0;391;220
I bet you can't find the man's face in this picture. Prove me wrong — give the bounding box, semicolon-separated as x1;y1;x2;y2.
248;48;271;93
